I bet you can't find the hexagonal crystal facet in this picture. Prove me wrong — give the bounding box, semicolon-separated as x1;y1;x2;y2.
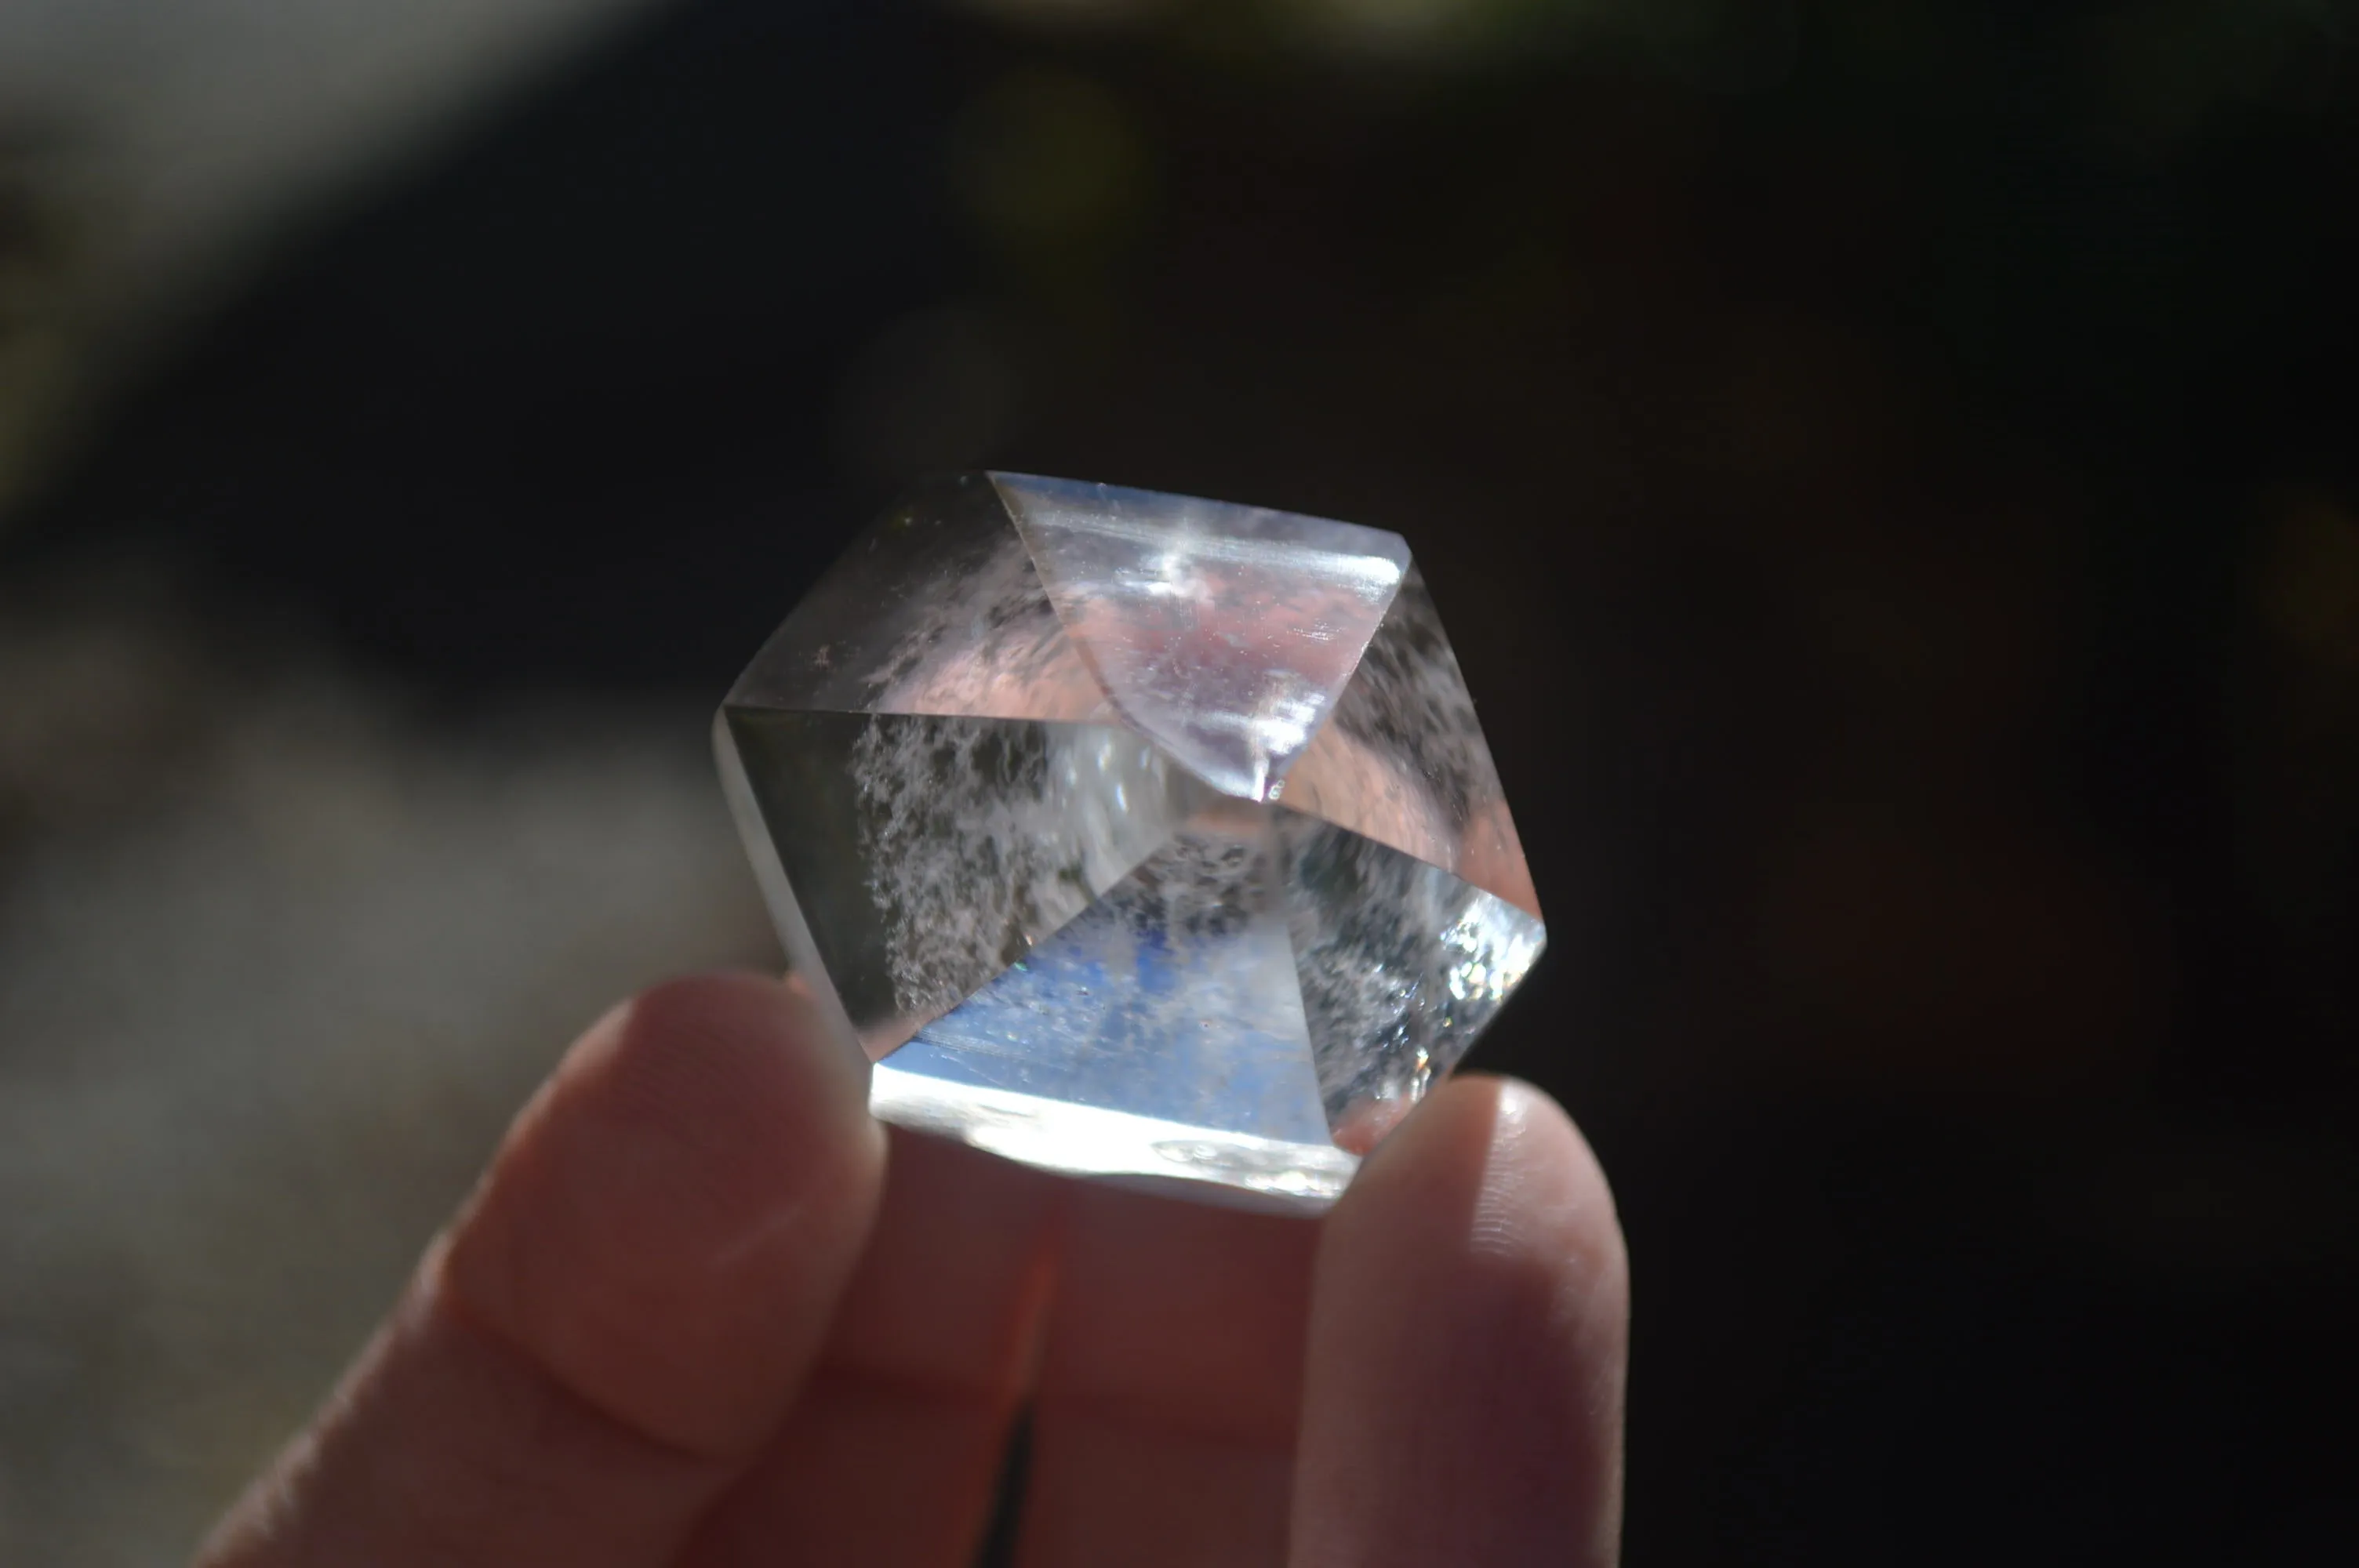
718;473;1543;1211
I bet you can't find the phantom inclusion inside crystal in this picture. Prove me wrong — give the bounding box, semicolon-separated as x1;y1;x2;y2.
716;473;1543;1211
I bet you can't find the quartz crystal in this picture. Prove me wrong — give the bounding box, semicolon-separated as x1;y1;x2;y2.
717;474;1543;1211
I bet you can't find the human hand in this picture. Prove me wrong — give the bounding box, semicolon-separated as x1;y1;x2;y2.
195;972;1627;1566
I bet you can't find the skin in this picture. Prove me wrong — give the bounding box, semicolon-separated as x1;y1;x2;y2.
196;971;1628;1567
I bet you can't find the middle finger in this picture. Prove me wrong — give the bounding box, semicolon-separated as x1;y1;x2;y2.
1016;1183;1320;1568
682;1127;1063;1566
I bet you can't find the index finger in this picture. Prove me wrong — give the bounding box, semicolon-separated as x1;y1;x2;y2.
197;972;886;1568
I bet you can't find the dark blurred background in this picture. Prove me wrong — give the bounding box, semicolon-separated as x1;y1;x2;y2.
5;0;2357;1562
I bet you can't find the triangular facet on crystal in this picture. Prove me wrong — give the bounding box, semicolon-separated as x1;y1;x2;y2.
885;805;1332;1143
993;473;1410;801
1281;564;1539;916
1274;808;1546;1152
729;473;1115;725
723;707;1205;1055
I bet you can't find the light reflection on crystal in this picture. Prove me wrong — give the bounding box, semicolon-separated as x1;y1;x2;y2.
994;473;1408;802
871;1061;1358;1212
719;473;1543;1209
893;814;1329;1143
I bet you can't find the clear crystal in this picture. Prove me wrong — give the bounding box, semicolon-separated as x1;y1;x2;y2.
718;473;1543;1211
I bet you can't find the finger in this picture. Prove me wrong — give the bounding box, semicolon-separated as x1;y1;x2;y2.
682;1128;1063;1566
1290;1076;1630;1568
1018;1185;1320;1568
197;972;886;1568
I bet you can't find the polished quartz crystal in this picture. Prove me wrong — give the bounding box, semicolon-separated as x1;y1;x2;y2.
717;474;1543;1211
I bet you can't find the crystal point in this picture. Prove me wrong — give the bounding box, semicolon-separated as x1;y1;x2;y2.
720;474;1542;1210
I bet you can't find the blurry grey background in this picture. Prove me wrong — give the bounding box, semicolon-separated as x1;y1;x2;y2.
5;2;760;1560
5;0;2358;1563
